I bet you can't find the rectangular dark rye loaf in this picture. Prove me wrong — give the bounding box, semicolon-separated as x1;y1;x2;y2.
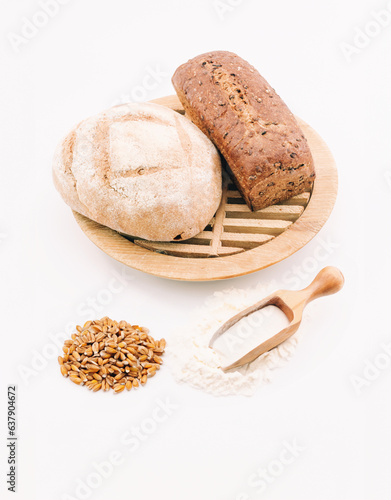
172;51;315;211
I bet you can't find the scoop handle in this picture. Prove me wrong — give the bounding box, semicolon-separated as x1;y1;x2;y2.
303;266;344;304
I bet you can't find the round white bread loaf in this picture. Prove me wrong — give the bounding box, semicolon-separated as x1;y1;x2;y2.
53;102;222;241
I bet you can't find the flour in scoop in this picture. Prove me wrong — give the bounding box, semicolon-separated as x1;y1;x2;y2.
167;284;304;396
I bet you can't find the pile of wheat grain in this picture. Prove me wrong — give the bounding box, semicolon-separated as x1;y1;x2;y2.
58;317;165;393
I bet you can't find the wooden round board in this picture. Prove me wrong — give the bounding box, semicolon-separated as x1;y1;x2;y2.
73;95;338;281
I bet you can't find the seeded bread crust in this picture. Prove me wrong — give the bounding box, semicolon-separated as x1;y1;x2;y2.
172;51;315;211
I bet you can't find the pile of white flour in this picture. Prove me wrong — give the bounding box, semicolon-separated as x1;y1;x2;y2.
167;284;304;396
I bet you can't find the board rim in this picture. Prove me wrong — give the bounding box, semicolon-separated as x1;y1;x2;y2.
73;95;338;281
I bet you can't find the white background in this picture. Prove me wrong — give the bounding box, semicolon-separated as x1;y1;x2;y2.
1;0;391;498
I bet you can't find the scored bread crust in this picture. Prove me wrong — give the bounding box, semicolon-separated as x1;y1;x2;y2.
53;102;222;241
172;51;315;211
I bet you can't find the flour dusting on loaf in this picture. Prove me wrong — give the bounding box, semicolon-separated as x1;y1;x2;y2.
53;102;222;241
172;51;315;211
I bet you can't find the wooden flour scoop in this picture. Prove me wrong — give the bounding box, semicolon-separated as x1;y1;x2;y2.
209;266;344;372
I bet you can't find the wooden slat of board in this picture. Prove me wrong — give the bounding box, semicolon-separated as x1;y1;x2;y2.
210;174;229;254
134;240;244;258
223;218;292;235
227;190;243;198
227;189;243;200
225;204;304;221
227;191;310;206
279;192;311;206
186;231;214;245
221;232;274;249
